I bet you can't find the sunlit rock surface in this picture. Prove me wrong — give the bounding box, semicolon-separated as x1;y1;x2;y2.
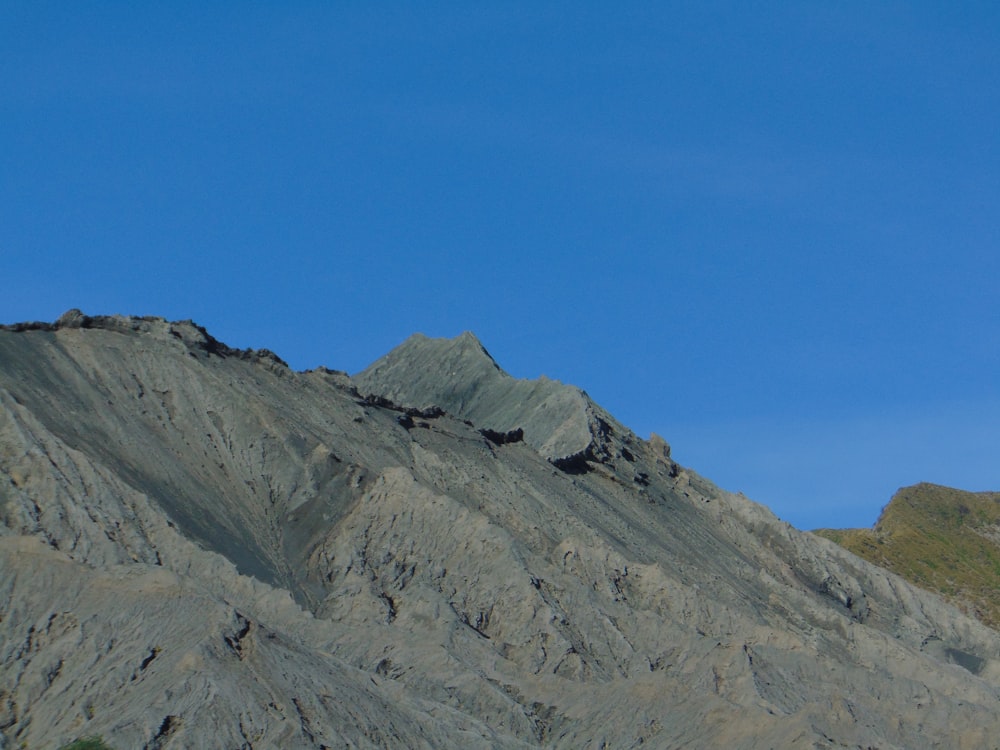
2;313;999;749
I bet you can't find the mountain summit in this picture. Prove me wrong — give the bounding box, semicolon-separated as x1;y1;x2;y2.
356;332;622;468
2;313;1000;749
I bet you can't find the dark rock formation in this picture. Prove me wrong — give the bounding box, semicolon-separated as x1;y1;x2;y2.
479;427;525;446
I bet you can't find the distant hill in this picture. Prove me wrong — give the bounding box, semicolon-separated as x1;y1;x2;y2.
816;483;1000;629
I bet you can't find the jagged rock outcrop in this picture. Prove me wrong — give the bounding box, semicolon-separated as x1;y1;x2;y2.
2;315;1000;749
354;332;630;471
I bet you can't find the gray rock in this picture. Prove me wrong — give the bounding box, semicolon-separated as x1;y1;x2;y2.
1;317;1000;749
355;332;616;465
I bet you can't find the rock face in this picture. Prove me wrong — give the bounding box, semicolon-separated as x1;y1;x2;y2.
2;315;1000;749
355;332;621;467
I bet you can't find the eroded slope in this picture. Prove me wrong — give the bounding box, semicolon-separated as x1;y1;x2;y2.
2;313;1000;749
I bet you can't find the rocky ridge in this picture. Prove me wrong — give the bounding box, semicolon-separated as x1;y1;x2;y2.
1;312;1000;749
354;331;624;470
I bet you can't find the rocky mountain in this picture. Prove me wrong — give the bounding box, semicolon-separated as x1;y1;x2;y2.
2;311;1000;749
816;483;1000;630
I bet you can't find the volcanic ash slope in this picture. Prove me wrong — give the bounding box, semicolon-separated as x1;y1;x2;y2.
1;312;1000;749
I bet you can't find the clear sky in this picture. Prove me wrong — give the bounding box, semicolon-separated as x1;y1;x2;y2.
3;3;998;530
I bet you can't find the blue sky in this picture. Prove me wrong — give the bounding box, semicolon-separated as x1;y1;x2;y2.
3;3;998;529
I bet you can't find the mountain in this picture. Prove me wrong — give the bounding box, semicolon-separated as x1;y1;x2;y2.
3;311;1000;749
816;482;1000;629
355;331;620;468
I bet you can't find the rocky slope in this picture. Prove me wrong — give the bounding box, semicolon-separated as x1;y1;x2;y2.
2;311;1000;749
816;482;1000;630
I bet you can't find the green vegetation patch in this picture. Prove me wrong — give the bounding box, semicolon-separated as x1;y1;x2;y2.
815;483;1000;630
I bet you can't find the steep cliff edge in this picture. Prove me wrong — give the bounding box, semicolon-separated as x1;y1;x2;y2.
2;314;1000;749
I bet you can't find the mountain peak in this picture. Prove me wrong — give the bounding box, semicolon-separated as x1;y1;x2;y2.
356;332;625;464
356;332;506;405
395;331;505;375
